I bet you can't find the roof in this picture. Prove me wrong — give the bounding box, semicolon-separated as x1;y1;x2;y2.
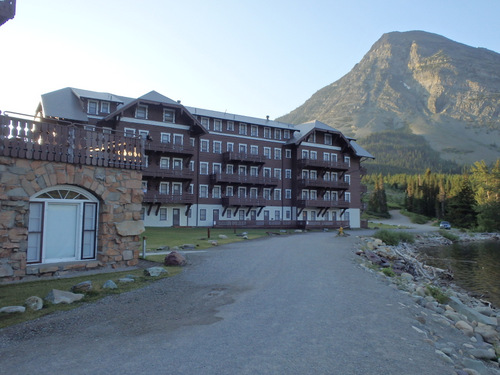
185;106;296;130
350;140;375;159
40;87;89;122
138;91;178;105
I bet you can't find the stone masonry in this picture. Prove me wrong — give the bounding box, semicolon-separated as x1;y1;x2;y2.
0;156;144;282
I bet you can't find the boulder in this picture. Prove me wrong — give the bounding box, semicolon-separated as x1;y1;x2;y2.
45;289;84;305
474;323;499;344
0;306;26;314
455;320;474;337
144;267;168;277
102;280;118;289
25;296;43;311
115;220;145;236
71;281;93;293
218;235;228;239
164;251;187;266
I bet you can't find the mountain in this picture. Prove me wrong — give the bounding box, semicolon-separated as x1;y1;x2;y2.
277;31;500;173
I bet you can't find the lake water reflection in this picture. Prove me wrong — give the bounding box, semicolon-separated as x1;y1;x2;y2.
418;240;500;308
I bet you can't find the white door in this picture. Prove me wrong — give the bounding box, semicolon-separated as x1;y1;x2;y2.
44;203;79;261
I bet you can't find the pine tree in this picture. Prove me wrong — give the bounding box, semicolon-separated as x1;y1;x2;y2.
446;176;477;229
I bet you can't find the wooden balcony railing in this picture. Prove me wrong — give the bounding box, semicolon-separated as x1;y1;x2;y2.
298;158;349;170
223;151;266;164
0;115;144;169
144;141;195;155
210;173;279;186
298;178;349;189
296;199;350;209
143;192;195;204
221;197;267;206
142;168;194;179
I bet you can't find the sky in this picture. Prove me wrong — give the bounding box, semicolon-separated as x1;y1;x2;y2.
1;0;500;120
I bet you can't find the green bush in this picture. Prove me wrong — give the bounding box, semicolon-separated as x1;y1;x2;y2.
425;285;449;304
438;229;459;242
373;229;415;246
382;267;396;277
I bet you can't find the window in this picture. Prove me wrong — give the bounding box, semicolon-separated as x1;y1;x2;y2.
239;210;245;220
144;155;149;168
286;210;291;219
274;168;281;180
124;128;136;137
274;148;281;160
238;144;247;153
264;147;271;159
275;210;280;221
250;145;258;155
213;141;222;154
324;191;331;200
189;161;195;171
135;105;148;119
250;188;258;198
284;129;291;139
285;149;292;158
160;208;168;221
264;127;271;139
302;150;309;159
239;123;247;135
238;187;247;198
227;142;234;152
274;128;281;140
226;164;234;174
212;163;221;174
101;101;110;114
274;189;281;200
226;186;233;197
141;181;148;193
250;166;259;176
163;109;175;123
138;130;149;140
159;182;169;194
324;134;332;145
263;168;271;178
311;211;316;221
200;117;209;129
161;133;171;143
263;188;271;200
88;100;98;115
331;153;338;162
200;209;207;221
310;151;317;160
238;166;247;176
172;158;183;170
344;156;351;167
323;152;330;161
212;186;221;198
226;210;232;218
310;190;317;200
190;138;195;147
140;208;145;220
302;190;309;199
200;139;209;152
227;121;234;131
345;192;351;202
285;189;292;199
199;185;208;198
160;157;169;169
285;169;292;179
84;125;95;131
310;170;317;180
214;119;222;131
200;162;209;175
302;170;309;179
345;175;351;185
251;125;258;137
173;134;183;145
188;184;194;194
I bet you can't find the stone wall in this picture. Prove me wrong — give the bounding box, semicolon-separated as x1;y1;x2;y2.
0;156;144;282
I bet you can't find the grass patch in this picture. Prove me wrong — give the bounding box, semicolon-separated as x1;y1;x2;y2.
400;209;430;224
425;284;450;304
382;267;396;277
0;266;181;328
373;229;415;246
439;229;459;242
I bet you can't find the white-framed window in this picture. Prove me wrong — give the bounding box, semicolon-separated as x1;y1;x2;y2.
345;174;351;185
274;168;281;180
310;170;317;180
227;142;234;152
141;181;148;193
311;211;316;221
345;192;351;202
213;141;222;154
310;151;317;160
274;189;281;200
238;187;247;198
135;105;148;119
238;210;245;220
226;164;234;174
264;127;271;139
344;156;351;167
189;160;195;171
302;150;309;159
274;128;281;140
285;169;292;179
324;172;330;181
324;133;332;145
212;163;222;174
323;152;330;161
212;186;221;198
331;153;338;162
159;182;169;194
226;210;232;218
138;130;149;139
238;165;247;176
324;191;331;200
173;134;183;145
263;147;271;159
332;172;338;181
251;125;258;137
214;119;222;132
302;170;309;179
159;208;168;221
285;149;292;158
188;184;194;194
124;128;136;137
101;101;110;114
160;157;169;169
200;117;209;129
226;186;233;197
163;109;175;123
285;209;291;219
274;148;281;160
200;139;209;152
172;158;183;170
227;121;234;131
250;145;258;155
263;168;271;178
250;187;258;198
250;166;259;176
161;133;171;143
172;182;182;195
190;137;195;147
275;210;280;221
284;129;291;139
87;100;98;115
200;162;209;175
239;123;247;135
285;189;292;199
200;209;207;220
301;190;309;199
310;190;317;200
263;188;271;200
199;185;209;198
144;155;149;168
84;125;95;131
238;144;247;153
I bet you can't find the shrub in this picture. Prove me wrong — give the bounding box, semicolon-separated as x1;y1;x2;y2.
425;285;449;304
373;229;415;246
382;267;396;277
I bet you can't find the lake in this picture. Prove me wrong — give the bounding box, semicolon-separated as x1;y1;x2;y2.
418;240;500;308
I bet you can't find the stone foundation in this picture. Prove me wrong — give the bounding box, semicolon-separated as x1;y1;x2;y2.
0;156;144;282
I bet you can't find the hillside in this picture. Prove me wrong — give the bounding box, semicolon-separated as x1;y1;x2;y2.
277;31;500;171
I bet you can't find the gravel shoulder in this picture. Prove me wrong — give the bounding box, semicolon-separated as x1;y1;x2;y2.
0;229;475;375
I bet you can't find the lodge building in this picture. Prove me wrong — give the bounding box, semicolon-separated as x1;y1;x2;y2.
37;87;373;230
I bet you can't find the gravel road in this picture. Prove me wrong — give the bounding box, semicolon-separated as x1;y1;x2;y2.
0;230;461;375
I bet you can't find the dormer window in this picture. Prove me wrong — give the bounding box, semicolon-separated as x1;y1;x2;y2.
88;100;98;115
163;109;175;123
135;105;148;119
101;101;110;114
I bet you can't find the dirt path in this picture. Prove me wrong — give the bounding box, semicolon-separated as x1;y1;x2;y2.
369;209;439;232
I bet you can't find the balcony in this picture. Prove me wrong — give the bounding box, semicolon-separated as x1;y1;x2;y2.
298;158;349;170
222;197;267;206
145;141;195;155
143;192;195;204
223;151;266;164
142;168;194;179
298;178;349;190
296;199;350;209
210;173;279;186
